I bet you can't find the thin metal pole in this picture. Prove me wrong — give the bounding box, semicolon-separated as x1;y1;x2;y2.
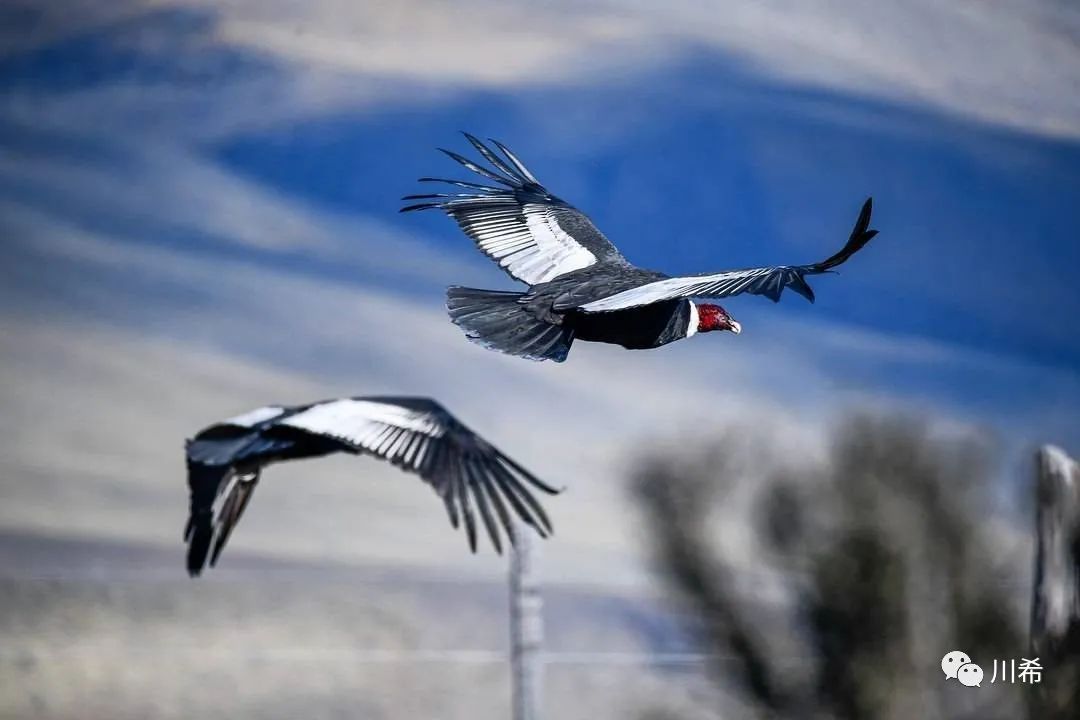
509;521;543;720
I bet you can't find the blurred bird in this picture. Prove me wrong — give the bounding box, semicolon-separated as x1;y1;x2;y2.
184;396;559;575
402;133;878;362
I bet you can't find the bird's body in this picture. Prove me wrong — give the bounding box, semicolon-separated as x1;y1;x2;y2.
520;265;692;348
568;298;695;350
184;396;558;575
403;134;878;362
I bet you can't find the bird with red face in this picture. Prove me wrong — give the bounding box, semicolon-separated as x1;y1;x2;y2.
402;134;878;362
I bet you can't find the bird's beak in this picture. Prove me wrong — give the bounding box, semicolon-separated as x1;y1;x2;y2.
728;320;742;335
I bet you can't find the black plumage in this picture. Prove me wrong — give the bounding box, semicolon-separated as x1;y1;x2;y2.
403;133;879;361
184;397;559;575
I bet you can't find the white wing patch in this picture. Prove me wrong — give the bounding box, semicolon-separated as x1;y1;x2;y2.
221;405;286;428
282;399;444;439
461;199;596;285
519;204;597;283
579;269;777;312
280;399;445;461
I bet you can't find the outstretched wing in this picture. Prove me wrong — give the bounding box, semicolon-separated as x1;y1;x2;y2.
184;397;559;573
402;133;624;285
577;198;878;313
279;397;560;553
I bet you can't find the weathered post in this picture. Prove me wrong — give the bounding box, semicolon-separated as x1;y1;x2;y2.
1030;445;1080;718
509;521;543;720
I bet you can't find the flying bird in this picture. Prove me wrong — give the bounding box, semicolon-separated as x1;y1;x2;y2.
184;396;558;575
402;134;878;362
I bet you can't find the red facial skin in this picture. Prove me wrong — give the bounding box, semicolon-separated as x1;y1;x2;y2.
697;303;735;333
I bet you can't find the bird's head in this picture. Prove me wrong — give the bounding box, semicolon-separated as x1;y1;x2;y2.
696;303;741;335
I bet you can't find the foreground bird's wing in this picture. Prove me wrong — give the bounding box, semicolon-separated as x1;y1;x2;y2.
402;133;625;285
184;397;560;573
577;198;877;312
278;397;561;554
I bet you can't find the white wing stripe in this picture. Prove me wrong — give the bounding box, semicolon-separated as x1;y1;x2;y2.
222;406;286;428
281;400;445;450
388;430;411;457
583;264;812;310
411;437;430;467
372;427;395;454
579;268;786;312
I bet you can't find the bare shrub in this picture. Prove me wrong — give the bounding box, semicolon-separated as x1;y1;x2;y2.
632;413;1050;720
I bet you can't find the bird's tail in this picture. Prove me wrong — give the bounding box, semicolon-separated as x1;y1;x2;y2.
446;287;573;362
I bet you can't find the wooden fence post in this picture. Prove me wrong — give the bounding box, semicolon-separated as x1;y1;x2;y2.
1030;445;1080;718
510;521;543;720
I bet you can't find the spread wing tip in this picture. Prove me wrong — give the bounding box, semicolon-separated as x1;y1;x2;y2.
816;196;879;271
399;202;438;213
854;196;875;238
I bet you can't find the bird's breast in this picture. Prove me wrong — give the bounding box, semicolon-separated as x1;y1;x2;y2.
565;300;689;349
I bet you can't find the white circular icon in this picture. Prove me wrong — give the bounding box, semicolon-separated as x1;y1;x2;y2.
941;650;971;680
957;662;983;687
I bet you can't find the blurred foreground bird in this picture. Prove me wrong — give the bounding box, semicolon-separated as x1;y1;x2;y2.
184;396;558;575
402;134;878;362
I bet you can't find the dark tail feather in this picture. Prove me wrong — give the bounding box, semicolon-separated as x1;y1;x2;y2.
446;287;573;362
817;197;878;271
